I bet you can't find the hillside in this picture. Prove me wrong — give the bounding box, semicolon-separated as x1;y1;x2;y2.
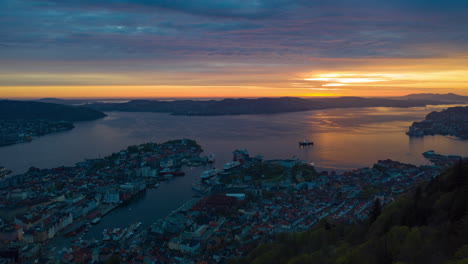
230;160;468;264
0;100;106;121
86;97;452;116
400;93;468;103
407;106;468;138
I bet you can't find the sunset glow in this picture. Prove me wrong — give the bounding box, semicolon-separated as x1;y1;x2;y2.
0;1;467;98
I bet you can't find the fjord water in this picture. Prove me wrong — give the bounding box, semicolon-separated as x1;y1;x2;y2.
2;105;468;239
1;105;467;174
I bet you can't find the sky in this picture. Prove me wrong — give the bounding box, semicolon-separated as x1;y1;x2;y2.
1;0;468;98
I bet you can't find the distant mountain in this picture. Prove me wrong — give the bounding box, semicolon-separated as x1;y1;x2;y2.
36;98;131;105
396;93;468;102
0;100;106;121
86;96;457;116
36;98;92;105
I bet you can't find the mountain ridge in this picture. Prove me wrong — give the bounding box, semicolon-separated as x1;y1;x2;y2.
84;96;461;116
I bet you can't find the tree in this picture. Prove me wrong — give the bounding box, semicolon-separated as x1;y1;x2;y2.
369;198;382;225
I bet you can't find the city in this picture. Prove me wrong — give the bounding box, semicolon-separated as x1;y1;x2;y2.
0;138;463;263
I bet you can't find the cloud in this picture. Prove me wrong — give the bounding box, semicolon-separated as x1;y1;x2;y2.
0;0;467;96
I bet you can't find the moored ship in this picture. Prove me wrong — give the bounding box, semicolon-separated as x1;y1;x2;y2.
192;182;211;193
223;161;241;171
299;140;314;146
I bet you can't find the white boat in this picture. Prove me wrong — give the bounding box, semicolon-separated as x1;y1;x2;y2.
112;228;127;241
200;169;222;180
207;154;216;163
135;222;142;230
102;229;111;241
91;217;101;225
192;182;211;193
223;161;241;171
125;232;134;239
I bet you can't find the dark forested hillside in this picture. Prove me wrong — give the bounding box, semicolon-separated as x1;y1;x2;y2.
0;100;106;121
230;160;468;264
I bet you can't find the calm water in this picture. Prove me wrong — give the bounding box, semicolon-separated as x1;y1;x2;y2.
1;105;467;238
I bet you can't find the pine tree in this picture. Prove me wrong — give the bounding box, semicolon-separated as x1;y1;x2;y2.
369;198;382;225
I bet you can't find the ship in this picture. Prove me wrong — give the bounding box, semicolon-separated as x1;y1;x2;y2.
91;217;101;225
223;161;241;171
299;140;314;146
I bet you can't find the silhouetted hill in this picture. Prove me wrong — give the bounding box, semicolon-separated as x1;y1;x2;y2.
230;159;468;264
396;93;468;102
36;98;91;105
86;97;453;116
0;100;106;121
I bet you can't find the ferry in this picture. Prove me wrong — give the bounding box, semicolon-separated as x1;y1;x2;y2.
299;140;314;146
223;161;241;171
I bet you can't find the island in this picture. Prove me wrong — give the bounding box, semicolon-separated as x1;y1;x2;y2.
407;106;468;139
0;100;106;146
0;138;465;263
85;96;461;116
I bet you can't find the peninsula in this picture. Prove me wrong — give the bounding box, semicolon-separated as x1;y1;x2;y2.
407;106;468;139
0;101;106;146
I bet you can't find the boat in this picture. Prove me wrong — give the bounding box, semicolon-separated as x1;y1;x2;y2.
223;161;241;171
299;140;314;146
207;154;216;163
102;227;128;241
187;161;202;167
200;169;222;180
135;222;142;230
154;183;160;188
102;229;111;241
0;167;12;178
124;232;134;239
91;217;101;225
160;167;185;177
192;182;211;193
63;222;87;237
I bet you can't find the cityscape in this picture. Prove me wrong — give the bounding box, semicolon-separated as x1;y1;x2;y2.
1;0;468;263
